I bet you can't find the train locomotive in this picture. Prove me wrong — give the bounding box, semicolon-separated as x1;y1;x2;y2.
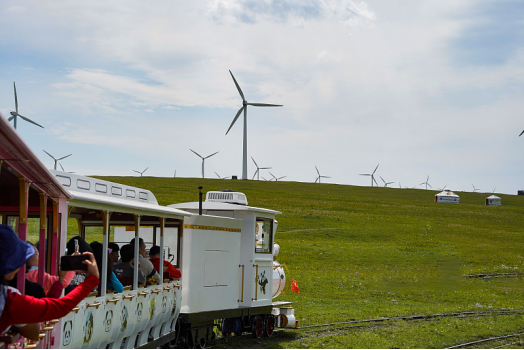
0;114;296;349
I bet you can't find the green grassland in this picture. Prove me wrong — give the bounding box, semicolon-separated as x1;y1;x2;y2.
94;176;524;348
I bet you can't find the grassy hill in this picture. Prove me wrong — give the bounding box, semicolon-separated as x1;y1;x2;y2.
97;176;524;348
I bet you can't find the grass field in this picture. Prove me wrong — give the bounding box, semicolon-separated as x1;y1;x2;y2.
92;176;524;348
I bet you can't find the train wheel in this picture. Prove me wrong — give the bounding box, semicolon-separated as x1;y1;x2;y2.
265;315;275;337
251;315;264;339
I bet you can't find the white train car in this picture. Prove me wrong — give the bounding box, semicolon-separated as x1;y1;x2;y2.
0;114;296;349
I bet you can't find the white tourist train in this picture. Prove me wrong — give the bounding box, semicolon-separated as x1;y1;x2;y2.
0;114;296;349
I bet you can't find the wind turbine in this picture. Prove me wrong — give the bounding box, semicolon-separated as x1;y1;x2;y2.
315;166;331;183
43;150;72;171
472;184;480;192
437;185;448;191
251;157;271;180
59;163;75;174
380;176;394;187
133;167;149;177
269;172;286;181
9;82;44;130
419;175;432;190
226;70;283;180
360;164;379;187
190;149;218;178
174;170;176;178
214;171;230;180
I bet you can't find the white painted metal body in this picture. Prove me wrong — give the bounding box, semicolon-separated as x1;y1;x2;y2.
170;199;281;309
435;190;460;203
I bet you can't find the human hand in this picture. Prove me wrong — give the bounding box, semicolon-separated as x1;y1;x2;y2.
81;252;99;279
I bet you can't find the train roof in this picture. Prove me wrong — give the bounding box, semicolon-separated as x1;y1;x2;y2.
50;170;191;219
0;114;71;200
169;201;281;215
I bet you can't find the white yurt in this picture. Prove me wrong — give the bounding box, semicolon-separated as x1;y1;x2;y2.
485;195;501;206
435;189;460;203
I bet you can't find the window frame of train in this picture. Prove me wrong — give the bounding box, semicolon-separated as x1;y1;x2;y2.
255;217;273;254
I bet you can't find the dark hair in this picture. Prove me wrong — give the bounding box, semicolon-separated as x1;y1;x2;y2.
120;244;134;263
90;242;114;289
149;246;161;257
129;237;144;247
66;236;92;256
108;242;120;253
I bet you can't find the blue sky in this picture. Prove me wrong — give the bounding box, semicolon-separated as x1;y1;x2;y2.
1;0;523;195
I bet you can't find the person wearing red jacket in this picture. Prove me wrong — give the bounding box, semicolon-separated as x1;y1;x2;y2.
149;246;181;279
0;225;100;341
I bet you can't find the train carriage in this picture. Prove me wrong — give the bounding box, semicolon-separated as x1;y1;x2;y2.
0;112;297;349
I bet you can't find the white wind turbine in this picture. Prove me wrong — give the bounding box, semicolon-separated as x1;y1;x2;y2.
252;157;271;180
133;167;149;177
420;175;432;190
380;176;394;187
269;172;286;181
226;70;283;180
43;150;72;170
472;184;480;192
9;82;44;130
190;149;218;178
214;171;230;180
360;164;379;187
315;166;331;183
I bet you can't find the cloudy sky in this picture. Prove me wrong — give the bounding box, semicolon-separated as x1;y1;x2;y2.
1;1;523;194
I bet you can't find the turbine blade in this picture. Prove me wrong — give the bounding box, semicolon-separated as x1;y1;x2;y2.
247;103;283;107
260;167;271;170
373;176;378;186
19;115;44;128
190;149;203;158
373;164;379;174
215;171;221;179
359;173;371;176
428;183;433;188
57;154;72;161
7;116;14;121
226;106;245;135
229;70;245;101
133;170;140;174
520;130;524;137
143;167;149;173
43;150;56;161
13;82;18;113
204;151;219;159
315;165;320;176
251;157;258;167
59;163;65;172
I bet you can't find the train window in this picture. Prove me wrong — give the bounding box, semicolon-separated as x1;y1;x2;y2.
139;192;148;200
95;183;108;193
126;189;136;198
112;186;123;196
255;218;273;254
77;179;91;190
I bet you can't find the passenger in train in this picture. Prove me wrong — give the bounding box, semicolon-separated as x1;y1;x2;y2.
108;242;120;264
0;225;100;341
90;242;123;293
130;238;160;284
64;236;93;294
25;244;76;294
113;244;146;286
149;246;181;279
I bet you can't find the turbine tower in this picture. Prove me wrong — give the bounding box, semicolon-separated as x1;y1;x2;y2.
190;149;218;178
420;175;432;190
360;164;379;187
133;167;149;177
9;82;44;129
226;70;283;180
315;166;331;183
43;150;72;170
380;176;394;187
251;157;271;180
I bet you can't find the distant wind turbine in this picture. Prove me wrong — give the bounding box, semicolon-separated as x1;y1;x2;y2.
133;167;149;177
472;184;480;192
174;170;176;178
419;175;432;190
315;166;331;183
226;70;283;180
190;149;218;178
59;163;75;174
43;150;72;170
269;172;286;181
251;157;271;180
380;176;394;187
9;82;44;130
214;171;230;180
360;164;379;187
437;185;448;191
